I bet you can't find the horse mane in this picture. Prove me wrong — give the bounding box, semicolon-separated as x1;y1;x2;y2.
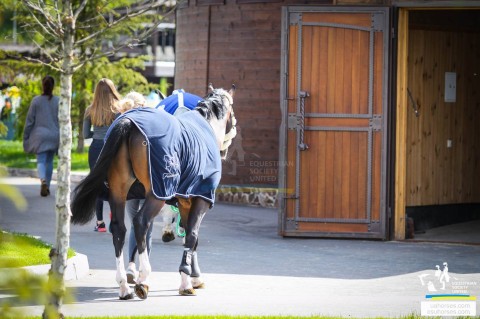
195;89;229;121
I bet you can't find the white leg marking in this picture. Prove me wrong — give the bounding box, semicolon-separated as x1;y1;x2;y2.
116;252;132;298
137;251;151;285
179;271;193;291
161;205;174;233
126;261;137;284
191;276;204;288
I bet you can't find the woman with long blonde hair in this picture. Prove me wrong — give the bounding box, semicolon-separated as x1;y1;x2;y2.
83;78;121;232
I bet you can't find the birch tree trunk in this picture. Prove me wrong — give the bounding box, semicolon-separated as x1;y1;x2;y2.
9;0;174;316
44;2;74;317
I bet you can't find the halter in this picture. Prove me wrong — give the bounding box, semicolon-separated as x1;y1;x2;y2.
208;84;237;152
221;111;236;151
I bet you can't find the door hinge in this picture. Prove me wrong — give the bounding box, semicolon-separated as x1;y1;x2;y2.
288;113;297;130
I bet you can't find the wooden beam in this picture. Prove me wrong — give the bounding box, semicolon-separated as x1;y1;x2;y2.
394;8;409;240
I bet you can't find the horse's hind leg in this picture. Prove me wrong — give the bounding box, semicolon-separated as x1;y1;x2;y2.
108;140;136;300
190;247;204;289
133;194;164;287
129;130;165;299
178;197;209;296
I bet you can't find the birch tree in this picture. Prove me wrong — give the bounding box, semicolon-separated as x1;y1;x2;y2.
3;1;175;317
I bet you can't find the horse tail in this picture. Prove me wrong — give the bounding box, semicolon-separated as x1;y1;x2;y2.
71;118;133;225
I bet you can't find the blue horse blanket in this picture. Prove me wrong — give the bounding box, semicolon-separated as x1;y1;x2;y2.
156;89;202;114
106;107;221;205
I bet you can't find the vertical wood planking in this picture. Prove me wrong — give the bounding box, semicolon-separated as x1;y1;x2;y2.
334;28;345;113
319;27;329;114
327;28;336;114
351;30;361;114
372;132;382;221
344;29;353;114
325;131;335;217
283;9;388;236
406;28;480;206
318;131;327;218
311;27;322;114
406;29;422;205
359;31;370;114
394;8;409;239
341;132;351;218
357;132;368;219
423;29;435;204
308;132;319;217
373;32;384;115
286;24;298;220
303;27;313;101
333;131;343;216
350;132;360;218
441;32;453;203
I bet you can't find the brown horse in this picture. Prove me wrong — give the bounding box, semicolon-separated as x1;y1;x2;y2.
71;85;236;300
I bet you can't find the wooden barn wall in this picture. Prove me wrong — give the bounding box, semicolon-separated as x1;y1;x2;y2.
406;28;480;206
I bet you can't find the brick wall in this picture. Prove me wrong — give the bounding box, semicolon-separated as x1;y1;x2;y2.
175;1;286;187
175;5;210;94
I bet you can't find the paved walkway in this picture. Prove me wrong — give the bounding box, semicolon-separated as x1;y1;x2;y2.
1;176;479;317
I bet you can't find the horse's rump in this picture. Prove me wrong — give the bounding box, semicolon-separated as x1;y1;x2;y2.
106;107;222;205
71;118;133;224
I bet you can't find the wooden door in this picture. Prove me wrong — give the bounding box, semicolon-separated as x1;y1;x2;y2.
279;7;389;238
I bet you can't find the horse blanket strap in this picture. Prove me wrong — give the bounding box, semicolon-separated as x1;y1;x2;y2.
155;89;202;114
106;108;221;206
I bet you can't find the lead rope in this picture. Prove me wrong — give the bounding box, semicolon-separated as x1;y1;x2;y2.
170;205;186;237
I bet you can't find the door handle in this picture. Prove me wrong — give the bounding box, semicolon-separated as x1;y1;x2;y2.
298;91;309;151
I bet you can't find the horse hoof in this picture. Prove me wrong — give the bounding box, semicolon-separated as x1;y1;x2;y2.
179;288;196;296
193;282;205;289
162;232;175;243
119;293;134;300
134;284;149;300
127;273;137;285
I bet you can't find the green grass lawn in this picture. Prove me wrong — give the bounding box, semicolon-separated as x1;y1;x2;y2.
19;316;432;319
0;231;75;267
0;140;89;172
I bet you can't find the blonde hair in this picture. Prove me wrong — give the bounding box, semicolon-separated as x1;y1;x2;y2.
85;78;121;126
118;91;147;113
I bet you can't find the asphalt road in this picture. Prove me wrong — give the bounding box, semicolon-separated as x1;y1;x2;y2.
1;176;479;317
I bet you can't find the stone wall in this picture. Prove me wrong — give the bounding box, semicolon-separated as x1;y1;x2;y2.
216;185;278;208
